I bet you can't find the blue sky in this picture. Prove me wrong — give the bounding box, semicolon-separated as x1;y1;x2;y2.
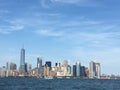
0;0;120;75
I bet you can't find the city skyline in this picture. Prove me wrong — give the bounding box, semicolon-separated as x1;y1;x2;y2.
0;47;101;78
0;0;120;75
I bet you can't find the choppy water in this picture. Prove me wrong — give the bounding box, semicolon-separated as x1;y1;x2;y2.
0;77;120;90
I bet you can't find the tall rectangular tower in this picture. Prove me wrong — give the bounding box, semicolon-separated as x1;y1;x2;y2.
19;48;25;73
89;61;101;79
37;57;42;76
76;61;81;77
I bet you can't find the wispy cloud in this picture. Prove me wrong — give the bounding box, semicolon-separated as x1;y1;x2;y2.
50;0;99;7
38;0;99;8
0;25;24;34
40;0;51;8
51;0;81;4
34;29;64;37
34;12;61;17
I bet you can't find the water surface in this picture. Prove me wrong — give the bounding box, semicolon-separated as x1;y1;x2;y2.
0;78;120;90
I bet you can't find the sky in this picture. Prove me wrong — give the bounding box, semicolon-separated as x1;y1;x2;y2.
0;0;120;75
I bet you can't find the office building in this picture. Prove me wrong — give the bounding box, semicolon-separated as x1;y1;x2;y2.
37;57;42;76
67;65;72;76
89;61;101;78
19;48;26;73
80;66;86;77
76;61;81;77
73;65;76;77
6;62;17;70
45;61;51;69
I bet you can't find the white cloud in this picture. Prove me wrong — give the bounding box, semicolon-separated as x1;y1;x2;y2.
50;0;99;7
38;0;98;8
35;29;64;37
0;25;24;34
61;19;102;27
40;0;51;8
51;0;81;4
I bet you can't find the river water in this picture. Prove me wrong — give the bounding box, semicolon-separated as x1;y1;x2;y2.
0;77;120;90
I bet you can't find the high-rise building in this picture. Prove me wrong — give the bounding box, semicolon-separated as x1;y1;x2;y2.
25;63;28;72
73;65;76;77
67;65;72;76
37;57;42;76
76;61;81;77
89;61;101;79
6;62;17;71
44;64;50;77
45;61;51;69
19;48;26;73
95;62;101;78
20;48;25;65
37;57;42;68
80;66;86;77
6;62;17;77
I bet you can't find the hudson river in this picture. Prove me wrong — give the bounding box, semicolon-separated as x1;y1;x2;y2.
0;77;120;90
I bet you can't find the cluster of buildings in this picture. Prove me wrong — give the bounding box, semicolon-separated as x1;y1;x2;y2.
0;48;102;79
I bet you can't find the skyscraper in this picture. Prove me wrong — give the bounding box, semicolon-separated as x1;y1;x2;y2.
89;61;101;79
37;57;42;68
80;66;86;77
76;61;81;77
37;57;42;76
20;48;25;65
19;48;25;73
73;65;76;77
45;61;51;69
95;62;101;78
6;62;17;77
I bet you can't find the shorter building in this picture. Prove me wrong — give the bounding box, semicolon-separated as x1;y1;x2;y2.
6;62;17;77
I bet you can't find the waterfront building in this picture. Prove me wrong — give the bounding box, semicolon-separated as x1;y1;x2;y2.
95;62;101;78
76;61;81;77
6;62;17;71
45;61;51;70
29;68;38;77
89;61;101;78
44;64;50;77
25;63;28;72
37;57;42;76
19;48;26;74
1;66;6;77
73;65;76;77
85;67;89;77
6;62;17;76
80;66;86;77
67;65;72;76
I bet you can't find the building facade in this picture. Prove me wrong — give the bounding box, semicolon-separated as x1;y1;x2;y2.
89;61;101;78
37;57;42;76
19;48;26;74
76;61;81;77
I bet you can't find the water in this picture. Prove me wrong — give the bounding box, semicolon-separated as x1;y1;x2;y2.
0;78;120;90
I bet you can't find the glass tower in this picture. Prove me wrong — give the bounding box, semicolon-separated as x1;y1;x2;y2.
19;48;25;73
76;61;81;77
37;57;42;76
20;48;25;65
